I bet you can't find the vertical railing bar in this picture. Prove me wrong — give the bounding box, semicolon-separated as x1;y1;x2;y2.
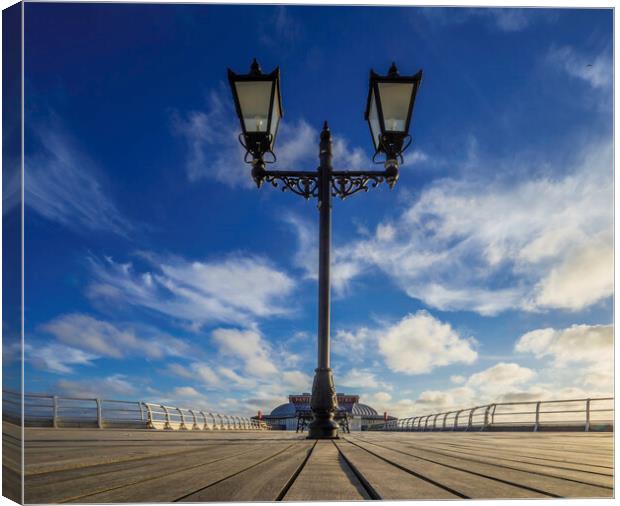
96;398;103;429
534;401;541;432
52;395;59;428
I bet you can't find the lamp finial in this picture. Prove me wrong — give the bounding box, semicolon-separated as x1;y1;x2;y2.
388;62;399;77
250;58;262;75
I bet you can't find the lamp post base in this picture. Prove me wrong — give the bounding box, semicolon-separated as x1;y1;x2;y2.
308;367;339;439
307;409;339;439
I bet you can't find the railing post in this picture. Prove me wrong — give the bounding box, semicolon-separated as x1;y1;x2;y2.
139;402;145;422
52;395;59;428
585;398;591;432
144;403;155;429
162;405;172;429
433;414;439;430
453;410;461;431
491;404;497;424
483;405;492;431
189;409;199;430
177;407;187;430
443;412;449;430
96;399;103;429
467;408;474;431
534;401;541;432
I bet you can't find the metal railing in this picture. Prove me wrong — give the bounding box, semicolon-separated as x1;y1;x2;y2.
2;391;270;431
370;397;614;432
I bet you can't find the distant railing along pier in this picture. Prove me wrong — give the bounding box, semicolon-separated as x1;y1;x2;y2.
371;397;614;432
2;391;269;430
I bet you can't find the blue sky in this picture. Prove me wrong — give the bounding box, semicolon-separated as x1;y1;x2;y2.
13;4;613;417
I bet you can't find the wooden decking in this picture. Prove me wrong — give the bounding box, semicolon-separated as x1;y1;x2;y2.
4;423;614;502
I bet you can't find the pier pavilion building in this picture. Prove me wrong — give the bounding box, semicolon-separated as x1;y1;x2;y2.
260;393;394;431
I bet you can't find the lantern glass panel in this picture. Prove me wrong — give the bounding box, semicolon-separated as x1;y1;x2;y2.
378;82;414;132
368;89;381;149
235;81;273;132
269;88;281;143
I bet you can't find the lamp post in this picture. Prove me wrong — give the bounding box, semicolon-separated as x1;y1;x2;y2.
228;59;422;439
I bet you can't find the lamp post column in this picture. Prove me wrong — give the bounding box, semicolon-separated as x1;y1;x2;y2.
308;122;339;439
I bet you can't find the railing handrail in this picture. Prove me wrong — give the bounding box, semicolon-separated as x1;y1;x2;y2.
370;396;613;432
3;391;270;431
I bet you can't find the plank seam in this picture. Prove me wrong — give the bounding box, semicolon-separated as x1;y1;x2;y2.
332;441;381;500
403;442;614;477
275;441;317;501
347;437;564;498
344;438;469;499
54;445;277;503
173;443;297;502
381;440;614;490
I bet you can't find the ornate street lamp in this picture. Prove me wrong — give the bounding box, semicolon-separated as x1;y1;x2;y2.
228;59;422;439
365;62;423;187
228;58;283;172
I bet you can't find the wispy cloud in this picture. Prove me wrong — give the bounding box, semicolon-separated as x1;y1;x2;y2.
172;88;372;188
26;342;98;374
40;313;192;361
420;7;548;33
259;6;303;48
25;119;132;236
282;213;365;296
56;374;137;398
330;138;612;315
86;252;296;329
547;45;612;90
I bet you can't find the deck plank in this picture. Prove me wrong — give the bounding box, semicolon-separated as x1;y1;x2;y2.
283;441;370;501
178;441;315;502
7;424;614;502
346;437;550;499
393;440;614;475
351;437;612;498
401;438;614;468
73;443;295;503
25;442;268;503
334;440;460;499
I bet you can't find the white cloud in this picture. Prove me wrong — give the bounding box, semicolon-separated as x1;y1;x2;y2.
283;214;365;295
466;362;536;398
339;369;391;390
167;362;221;387
332;139;612;315
25;121;131;236
56;374;137;398
450;375;466;385
420;8;541;33
40;313;191;360
489;9;530;31
87;252;295;329
282;370;312;392
534;239;613;310
516;324;612;366
212;327;278;376
171;89;252;188
378;311;478;375
333;327;373;356
389;324;613;417
172;87;370;189
547;45;612;90
26;342;97;374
